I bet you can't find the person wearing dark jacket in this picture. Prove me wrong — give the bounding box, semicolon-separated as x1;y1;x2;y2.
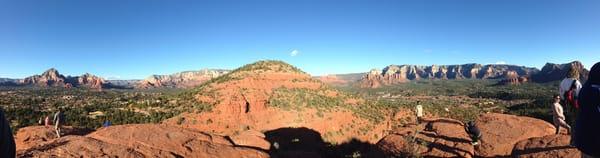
575;62;600;157
465;121;482;146
0;108;16;157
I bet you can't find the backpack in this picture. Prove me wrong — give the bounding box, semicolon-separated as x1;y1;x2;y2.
565;80;579;109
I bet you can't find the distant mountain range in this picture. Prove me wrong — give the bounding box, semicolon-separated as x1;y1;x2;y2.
0;61;589;89
8;68;107;89
0;68;230;89
137;69;230;89
358;61;587;88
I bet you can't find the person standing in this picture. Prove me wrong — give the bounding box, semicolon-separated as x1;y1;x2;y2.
415;101;423;124
44;115;50;127
575;62;600;157
53;109;65;138
551;95;571;135
103;119;112;128
0;107;16;157
559;67;582;124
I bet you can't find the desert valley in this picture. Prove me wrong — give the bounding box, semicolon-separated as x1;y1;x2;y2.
0;60;589;157
3;1;599;157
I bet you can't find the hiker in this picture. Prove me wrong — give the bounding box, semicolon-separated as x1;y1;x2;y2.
44;115;51;127
103;119;112;127
53;109;65;138
38;117;43;125
0;107;16;157
551;95;571;135
575;62;600;157
465;121;481;146
559;67;582;124
415;101;423;124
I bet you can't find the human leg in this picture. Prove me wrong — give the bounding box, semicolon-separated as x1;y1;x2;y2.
54;123;61;138
554;123;560;134
558;119;571;134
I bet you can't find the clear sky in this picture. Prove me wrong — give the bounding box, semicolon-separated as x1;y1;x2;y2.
1;0;599;79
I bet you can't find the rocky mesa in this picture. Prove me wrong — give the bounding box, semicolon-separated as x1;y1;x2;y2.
137;69;229;88
361;64;538;88
360;61;588;88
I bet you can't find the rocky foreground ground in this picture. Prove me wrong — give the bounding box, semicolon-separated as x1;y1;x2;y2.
15;113;580;158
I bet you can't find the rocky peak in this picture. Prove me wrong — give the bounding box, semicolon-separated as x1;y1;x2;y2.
533;61;588;83
77;73;106;89
41;68;62;79
22;68;67;87
19;69;105;89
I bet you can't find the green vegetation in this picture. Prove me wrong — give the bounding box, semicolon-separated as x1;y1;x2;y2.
337;79;559;123
233;60;306;74
268;87;389;123
269;87;343;112
0;87;202;132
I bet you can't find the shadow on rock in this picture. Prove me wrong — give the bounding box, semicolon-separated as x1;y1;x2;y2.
265;127;383;158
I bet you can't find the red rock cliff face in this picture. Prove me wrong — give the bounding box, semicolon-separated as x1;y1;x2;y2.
137;69;229;88
21;68;67;87
499;70;529;85
77;73;106;89
360;64;539;88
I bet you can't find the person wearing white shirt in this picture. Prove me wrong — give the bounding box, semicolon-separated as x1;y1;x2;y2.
415;101;423;124
551;95;571;135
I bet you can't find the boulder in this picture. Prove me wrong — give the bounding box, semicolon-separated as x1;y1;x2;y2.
512;134;580;158
376;118;475;158
475;113;555;157
229;130;271;150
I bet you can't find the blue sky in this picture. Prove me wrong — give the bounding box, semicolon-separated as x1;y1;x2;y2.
1;0;599;79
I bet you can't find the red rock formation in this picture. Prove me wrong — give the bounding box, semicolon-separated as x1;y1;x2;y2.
376;118;475;157
475;113;555;157
165;61;389;144
77;73;105;89
21;68;66;87
512;134;580;158
375;113;562;158
499;70;529;85
360;64;539;88
14;126;93;151
17;124;269;158
19;68;106;89
137;69;229;88
360;69;384;88
229;130;271;150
